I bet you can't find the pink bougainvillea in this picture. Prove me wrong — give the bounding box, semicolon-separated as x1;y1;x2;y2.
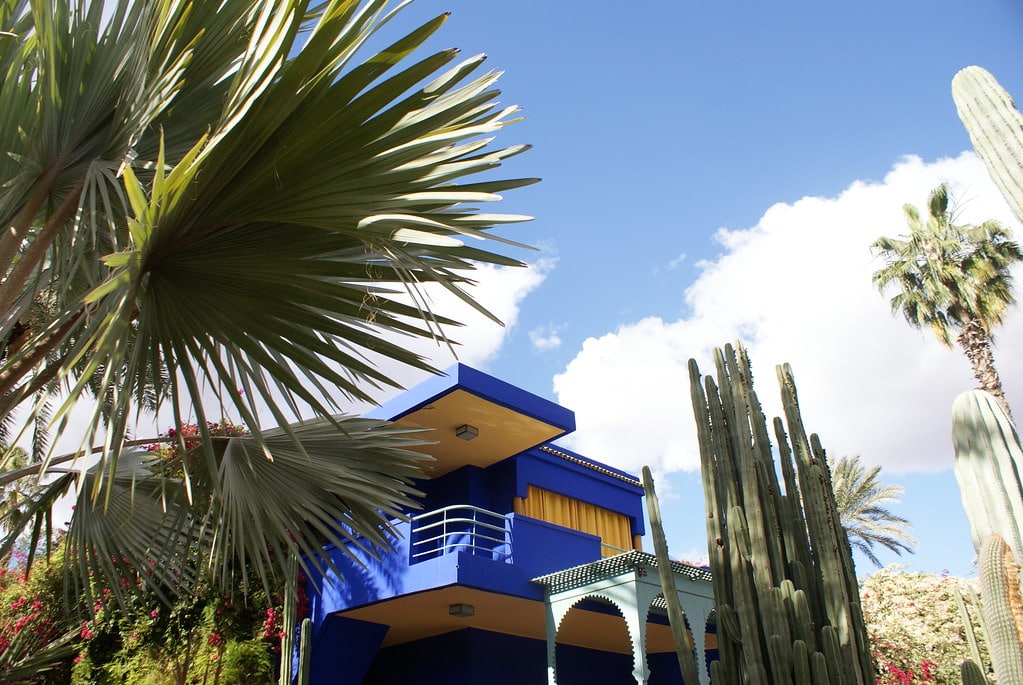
861;566;993;684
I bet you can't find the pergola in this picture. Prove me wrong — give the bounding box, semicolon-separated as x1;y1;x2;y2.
533;551;715;685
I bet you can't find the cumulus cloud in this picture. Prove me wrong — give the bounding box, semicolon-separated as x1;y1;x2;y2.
350;255;554;407
553;153;1023;476
404;257;552;365
529;323;564;351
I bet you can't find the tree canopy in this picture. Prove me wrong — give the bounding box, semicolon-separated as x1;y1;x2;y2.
872;183;1021;416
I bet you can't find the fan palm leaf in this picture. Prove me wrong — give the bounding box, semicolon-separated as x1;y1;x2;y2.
63;417;431;607
0;0;537;600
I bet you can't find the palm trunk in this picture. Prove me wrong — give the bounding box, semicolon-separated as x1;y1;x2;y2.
958;318;1013;421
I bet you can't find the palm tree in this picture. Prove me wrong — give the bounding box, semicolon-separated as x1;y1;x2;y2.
828;455;916;568
0;0;537;604
872;183;1022;418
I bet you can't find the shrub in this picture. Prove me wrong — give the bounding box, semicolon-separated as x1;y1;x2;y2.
860;566;993;683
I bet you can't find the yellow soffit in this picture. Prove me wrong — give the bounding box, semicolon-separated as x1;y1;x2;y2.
393;389;565;477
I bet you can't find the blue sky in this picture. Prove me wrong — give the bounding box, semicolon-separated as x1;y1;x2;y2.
361;0;1023;578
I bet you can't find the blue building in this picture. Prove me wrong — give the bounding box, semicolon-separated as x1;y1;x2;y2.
305;365;715;684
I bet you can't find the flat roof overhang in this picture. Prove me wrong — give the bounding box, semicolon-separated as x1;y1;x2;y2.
367;364;575;478
335;585;680;653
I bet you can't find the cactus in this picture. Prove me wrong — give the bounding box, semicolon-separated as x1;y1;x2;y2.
961;658;986;685
297;618;312;685
955;584;985;669
279;551;299;685
641;466;703;685
953;389;1023;683
953;390;1023;562
979;534;1023;683
684;342;874;683
952;66;1023;225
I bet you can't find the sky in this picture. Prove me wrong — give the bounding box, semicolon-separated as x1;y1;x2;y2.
350;0;1023;579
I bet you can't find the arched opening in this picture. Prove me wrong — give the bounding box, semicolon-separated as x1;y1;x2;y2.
704;609;719;679
555;597;635;684
644;595;696;685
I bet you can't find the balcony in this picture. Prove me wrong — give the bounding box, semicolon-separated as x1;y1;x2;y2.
307;503;610;626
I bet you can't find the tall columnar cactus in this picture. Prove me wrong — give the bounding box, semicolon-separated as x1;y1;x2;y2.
952;389;1023;562
279;552;299;685
688;342;874;684
953;389;1023;682
642;466;703;685
979;534;1023;683
297;618;312;685
954;585;985;669
952;66;1023;225
961;658;987;685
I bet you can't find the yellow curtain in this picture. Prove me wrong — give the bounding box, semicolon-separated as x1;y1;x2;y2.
523;485;634;556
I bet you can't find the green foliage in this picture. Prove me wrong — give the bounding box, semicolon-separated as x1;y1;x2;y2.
0;548;77;682
69;569;302;685
828;454;916;567
688;342;874;683
220;640;273;685
0;541;302;684
859;566;993;684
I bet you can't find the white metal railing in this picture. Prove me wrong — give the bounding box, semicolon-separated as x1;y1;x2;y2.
410;505;511;562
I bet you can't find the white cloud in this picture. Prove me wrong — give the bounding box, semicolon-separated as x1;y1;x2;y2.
669;252;687;269
553;153;1023;476
529;323;564;351
407;256;552;365
353;256;554;406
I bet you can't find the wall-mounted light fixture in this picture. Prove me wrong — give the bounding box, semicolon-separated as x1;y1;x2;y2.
455;424;479;441
449;603;475;618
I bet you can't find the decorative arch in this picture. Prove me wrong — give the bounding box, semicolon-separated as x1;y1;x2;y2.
533;551;714;685
556;595;636;683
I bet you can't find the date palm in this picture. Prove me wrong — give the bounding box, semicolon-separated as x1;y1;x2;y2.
828;455;915;568
0;0;537;604
872;183;1022;418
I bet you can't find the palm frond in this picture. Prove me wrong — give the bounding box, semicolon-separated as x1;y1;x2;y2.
828;454;916;568
65;415;433;603
0;621;78;684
